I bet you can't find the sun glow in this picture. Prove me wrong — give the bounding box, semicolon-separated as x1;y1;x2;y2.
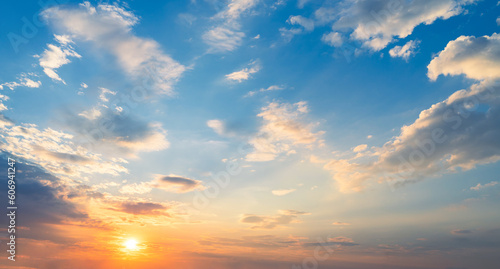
124;238;139;251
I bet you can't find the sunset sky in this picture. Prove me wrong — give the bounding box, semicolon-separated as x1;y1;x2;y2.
1;0;500;268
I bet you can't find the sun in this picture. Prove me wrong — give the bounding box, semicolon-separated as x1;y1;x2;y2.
124;238;139;251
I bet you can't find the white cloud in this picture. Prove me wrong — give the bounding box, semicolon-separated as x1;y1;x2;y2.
202;0;259;53
497;17;500;26
245;85;284;97
246;101;324;162
0;74;42;90
321;33;500;192
99;87;116;102
272;189;296;196
225;60;261;82
389;40;420;60
0;122;128;178
428;34;500;81
240;210;309;229
322;32;343;47
203;26;246;53
287;15;315;31
38;35;81;83
43;2;185;95
352;144;368;153
119;182;153;194
331;0;476;51
470;181;498;191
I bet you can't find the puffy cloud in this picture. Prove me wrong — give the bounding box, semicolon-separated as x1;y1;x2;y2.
245;85;284;97
322;31;343;47
331;0;475;51
225;60;261;82
240;210;310;229
63;108;170;157
389;40;420;60
37;35;81;83
470;181;498;191
207;119;228;136
428;34;500;81
324;79;500;192
246;101;324;162
42;2;185;95
153;175;204;193
287;15;315;31
271;188;296;196
353;144;368;152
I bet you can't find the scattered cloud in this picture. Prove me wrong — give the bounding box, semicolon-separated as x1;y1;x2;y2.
353;144;368;153
115;201;170;215
240;210;309;229
331;0;476;51
225;60;261;82
202;0;259;52
321;33;500;193
37;35;81;83
245;85;284;97
43;2;185;95
322;31;343;47
119;182;153;195
451;229;474;235
153;175;204;193
246;101;324;162
470;181;498;191
271;189;296;196
389;40;420;61
0;73;42;90
99;87;116;102
332;222;351;226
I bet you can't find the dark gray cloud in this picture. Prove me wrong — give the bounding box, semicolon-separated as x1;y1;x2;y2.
153;175;204;193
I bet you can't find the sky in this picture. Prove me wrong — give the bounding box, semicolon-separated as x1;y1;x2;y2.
0;0;500;268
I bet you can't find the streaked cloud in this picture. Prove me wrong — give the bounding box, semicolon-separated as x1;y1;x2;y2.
153;175;205;193
271;188;296;196
470;181;498;191
225;59;261;82
240;210;310;229
245;85;284;97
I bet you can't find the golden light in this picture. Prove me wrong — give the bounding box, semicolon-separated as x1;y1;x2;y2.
124;238;139;251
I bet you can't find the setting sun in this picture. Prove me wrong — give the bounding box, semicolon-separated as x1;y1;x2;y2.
124;239;139;251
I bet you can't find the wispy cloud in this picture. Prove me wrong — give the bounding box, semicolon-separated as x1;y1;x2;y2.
225;59;261;82
42;2;185;95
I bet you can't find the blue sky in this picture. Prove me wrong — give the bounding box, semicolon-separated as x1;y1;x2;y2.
1;0;500;268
